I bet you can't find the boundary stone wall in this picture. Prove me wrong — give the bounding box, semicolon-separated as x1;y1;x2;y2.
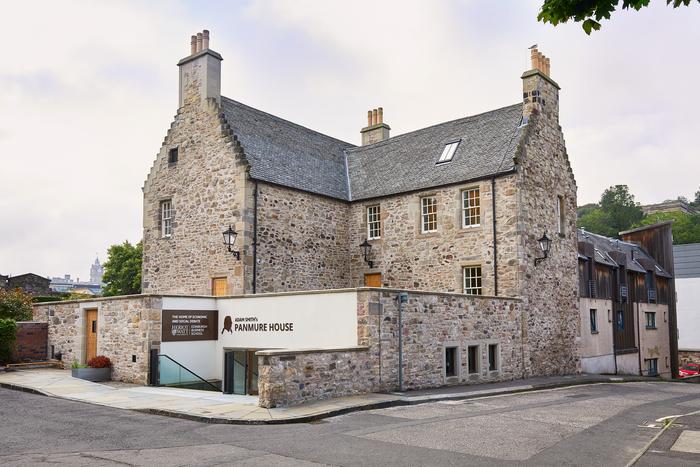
33;296;162;384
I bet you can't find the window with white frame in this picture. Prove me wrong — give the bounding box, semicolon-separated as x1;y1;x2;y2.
437;141;460;164
463;266;482;295
367;205;381;239
421;196;438;233
556;195;565;234
161;200;172;238
462;188;481;227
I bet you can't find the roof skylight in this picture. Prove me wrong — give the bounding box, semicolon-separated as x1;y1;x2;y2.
437;141;460;164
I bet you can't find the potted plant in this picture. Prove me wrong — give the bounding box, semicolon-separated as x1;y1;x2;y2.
71;355;112;382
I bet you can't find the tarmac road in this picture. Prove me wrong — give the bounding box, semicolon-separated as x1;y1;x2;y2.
2;381;700;466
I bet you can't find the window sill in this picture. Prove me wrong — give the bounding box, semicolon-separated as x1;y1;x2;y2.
445;376;460;384
418;231;440;238
590;330;599;334
646;326;657;330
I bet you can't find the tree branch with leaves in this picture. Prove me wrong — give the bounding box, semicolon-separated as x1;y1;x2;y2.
538;0;698;34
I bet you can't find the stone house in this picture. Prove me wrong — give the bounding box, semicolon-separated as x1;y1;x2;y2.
2;273;52;296
142;32;578;376
577;223;675;378
35;31;584;407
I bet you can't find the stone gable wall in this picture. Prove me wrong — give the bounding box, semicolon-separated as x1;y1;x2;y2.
254;182;352;292
516;73;579;376
346;176;520;296
32;296;162;384
142;59;252;296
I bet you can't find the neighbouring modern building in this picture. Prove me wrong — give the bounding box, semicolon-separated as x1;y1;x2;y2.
675;243;700;363
49;257;105;296
641;199;699;216
32;31;652;408
577;223;676;378
1;273;52;296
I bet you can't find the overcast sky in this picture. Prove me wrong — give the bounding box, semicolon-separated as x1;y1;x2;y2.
1;0;698;280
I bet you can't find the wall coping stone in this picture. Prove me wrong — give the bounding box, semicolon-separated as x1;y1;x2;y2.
32;287;522;308
256;346;369;356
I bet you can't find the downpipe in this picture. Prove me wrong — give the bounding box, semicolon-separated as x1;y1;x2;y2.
397;292;408;392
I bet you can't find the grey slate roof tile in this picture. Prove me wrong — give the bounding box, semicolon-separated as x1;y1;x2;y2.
222;97;354;200
347;104;524;200
222;97;524;201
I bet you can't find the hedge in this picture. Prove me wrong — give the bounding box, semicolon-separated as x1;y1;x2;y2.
0;319;17;364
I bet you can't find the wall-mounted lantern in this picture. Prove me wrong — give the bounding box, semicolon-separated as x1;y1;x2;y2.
359;239;374;269
222;225;240;260
535;233;551;266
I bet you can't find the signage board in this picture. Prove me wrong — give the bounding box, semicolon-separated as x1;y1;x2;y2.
162;310;218;342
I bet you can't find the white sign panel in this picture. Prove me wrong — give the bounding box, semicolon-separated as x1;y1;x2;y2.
216;291;358;350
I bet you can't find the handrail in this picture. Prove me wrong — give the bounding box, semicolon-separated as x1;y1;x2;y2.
158;354;219;391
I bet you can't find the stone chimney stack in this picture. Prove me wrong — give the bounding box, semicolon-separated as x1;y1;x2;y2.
360;107;391;145
177;29;223;108
521;46;559;122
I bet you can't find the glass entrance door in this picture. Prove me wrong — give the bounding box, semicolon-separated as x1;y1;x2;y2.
223;350;257;395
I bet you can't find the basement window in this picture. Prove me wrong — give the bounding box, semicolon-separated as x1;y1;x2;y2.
437;141;460;164
445;346;458;377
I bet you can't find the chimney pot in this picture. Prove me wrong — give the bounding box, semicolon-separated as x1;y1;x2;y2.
545;57;550;76
372;109;378;126
202;30;210;50
367;110;372;127
196;32;203;52
191;35;197;55
378;107;383;124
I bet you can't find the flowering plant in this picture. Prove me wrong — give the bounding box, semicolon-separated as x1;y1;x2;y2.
87;355;111;368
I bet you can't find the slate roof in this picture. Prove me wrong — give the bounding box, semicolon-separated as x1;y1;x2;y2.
346;104;524;200
221;97;525;201
221;98;354;200
577;229;672;278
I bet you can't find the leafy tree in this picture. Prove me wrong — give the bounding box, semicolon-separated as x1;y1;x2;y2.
102;241;142;297
0;319;17;364
579;185;644;237
577;202;599;219
0;288;33;321
692;188;700;208
634;211;700;244
579;207;618;237
538;0;699;34
599;185;645;231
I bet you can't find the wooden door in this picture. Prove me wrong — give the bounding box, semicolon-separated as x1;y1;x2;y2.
85;309;98;363
364;273;382;287
212;277;228;296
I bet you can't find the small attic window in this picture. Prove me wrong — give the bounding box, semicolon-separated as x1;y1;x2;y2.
168;147;179;165
437;141;460;164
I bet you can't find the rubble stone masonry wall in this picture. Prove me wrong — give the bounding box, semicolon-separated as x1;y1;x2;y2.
258;289;525;407
517;71;579;376
347;176;520;297
254;183;352;292
33;296;162;384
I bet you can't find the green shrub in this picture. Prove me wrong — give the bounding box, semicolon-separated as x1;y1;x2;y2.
0;289;33;321
0;319;17;364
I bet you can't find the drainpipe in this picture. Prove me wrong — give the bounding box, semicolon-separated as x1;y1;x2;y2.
491;176;499;296
612;307;618;375
252;181;259;294
636;300;643;375
397;292;408;392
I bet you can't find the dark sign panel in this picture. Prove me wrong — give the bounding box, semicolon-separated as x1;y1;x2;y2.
162;310;218;342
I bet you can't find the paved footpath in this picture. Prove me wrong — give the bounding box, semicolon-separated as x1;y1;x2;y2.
0;368;661;424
